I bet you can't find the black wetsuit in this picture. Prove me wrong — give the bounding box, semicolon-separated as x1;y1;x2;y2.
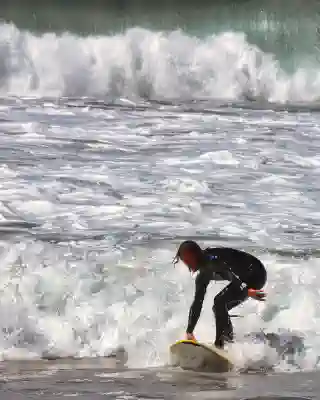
186;247;267;348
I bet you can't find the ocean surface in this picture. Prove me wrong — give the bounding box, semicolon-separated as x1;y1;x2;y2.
0;0;319;398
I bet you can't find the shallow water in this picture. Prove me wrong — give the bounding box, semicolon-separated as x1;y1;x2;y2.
0;358;319;400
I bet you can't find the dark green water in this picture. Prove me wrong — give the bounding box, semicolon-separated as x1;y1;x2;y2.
1;0;320;72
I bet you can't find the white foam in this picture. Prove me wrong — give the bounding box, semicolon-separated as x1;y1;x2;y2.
0;236;316;371
200;151;240;166
0;22;320;102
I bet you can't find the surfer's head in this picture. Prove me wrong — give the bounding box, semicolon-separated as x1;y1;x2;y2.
173;240;203;272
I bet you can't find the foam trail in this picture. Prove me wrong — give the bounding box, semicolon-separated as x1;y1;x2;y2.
0;22;320;102
0;238;318;371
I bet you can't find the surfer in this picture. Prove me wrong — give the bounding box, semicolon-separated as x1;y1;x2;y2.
173;241;267;349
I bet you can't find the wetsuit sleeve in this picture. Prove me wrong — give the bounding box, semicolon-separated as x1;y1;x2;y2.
228;269;248;290
186;273;210;334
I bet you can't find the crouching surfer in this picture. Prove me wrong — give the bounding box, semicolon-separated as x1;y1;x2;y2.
173;241;267;349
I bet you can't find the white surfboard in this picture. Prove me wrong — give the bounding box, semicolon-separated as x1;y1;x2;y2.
169;339;234;372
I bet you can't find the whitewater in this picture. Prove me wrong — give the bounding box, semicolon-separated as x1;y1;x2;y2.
1;22;320;103
0;17;319;399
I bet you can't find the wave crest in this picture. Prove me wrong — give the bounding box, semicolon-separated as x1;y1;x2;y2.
0;23;319;103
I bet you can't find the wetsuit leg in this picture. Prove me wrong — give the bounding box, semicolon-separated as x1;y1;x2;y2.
213;281;247;348
213;261;267;348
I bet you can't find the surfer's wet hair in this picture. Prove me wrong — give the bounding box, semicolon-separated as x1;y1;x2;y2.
173;240;203;266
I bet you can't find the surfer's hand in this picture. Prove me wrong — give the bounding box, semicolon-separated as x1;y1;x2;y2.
248;288;266;301
186;332;196;341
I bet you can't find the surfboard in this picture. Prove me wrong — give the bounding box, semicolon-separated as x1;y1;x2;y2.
169;340;234;372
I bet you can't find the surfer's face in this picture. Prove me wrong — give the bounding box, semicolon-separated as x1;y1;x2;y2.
180;250;199;272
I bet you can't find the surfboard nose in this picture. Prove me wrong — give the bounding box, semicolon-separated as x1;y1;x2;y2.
169;340;233;372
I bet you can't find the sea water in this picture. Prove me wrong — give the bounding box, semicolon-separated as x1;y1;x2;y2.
0;0;319;398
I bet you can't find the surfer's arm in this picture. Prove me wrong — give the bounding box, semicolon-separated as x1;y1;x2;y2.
228;269;248;291
186;273;209;334
214;264;265;299
223;267;266;299
207;250;266;299
210;257;248;290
